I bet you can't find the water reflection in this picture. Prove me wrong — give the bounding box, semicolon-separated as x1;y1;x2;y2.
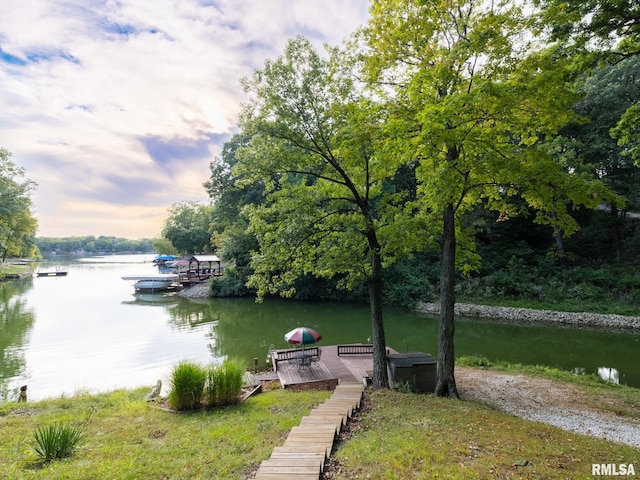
0;278;35;400
0;255;638;401
122;292;180;306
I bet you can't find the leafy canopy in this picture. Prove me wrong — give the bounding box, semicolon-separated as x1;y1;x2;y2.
0;149;38;260
236;37;420;298
364;0;617;252
161;201;214;255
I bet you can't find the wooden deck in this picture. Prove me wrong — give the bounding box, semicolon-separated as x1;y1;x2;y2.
271;344;395;389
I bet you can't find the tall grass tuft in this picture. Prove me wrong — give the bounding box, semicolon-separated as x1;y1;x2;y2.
168;360;207;411
33;423;89;462
205;358;246;407
32;407;94;462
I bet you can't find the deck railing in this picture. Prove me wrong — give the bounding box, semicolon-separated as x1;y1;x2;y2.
272;347;320;371
337;344;374;356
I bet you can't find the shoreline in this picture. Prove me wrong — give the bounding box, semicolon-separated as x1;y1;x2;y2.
177;282;640;331
416;301;640;330
177;280;211;299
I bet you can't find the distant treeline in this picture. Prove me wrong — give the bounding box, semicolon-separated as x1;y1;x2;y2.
35;236;155;255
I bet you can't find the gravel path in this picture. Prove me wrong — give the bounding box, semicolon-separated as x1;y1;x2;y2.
457;367;640;449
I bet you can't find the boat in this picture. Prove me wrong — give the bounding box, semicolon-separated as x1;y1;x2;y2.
153;255;178;273
153;255;177;263
121;274;179;292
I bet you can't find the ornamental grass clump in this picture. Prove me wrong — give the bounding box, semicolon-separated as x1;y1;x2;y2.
168;360;207;411
32;408;94;462
205;358;246;407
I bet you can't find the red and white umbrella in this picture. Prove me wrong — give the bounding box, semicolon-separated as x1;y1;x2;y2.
284;327;322;346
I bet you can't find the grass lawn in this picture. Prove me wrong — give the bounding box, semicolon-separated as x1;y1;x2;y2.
0;387;330;479
329;388;638;479
0;374;638;479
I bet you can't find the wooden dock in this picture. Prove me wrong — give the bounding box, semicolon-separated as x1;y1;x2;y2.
253;382;364;480
271;344;394;389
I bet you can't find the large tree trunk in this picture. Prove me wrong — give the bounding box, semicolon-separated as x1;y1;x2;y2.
553;225;569;270
435;203;459;398
551;212;568;269
610;205;623;264
368;235;389;389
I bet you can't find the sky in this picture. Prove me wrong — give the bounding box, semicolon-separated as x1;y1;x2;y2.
0;0;370;239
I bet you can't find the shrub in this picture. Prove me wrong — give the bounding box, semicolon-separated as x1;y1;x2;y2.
393;380;414;393
168;360;207;411
458;355;493;368
209;268;252;297
33;422;89;462
205;358;246;407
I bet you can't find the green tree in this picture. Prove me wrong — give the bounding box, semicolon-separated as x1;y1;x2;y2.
151;237;178;256
204;134;261;272
0;149;38;261
535;0;640;179
611;104;640;167
363;0;616;397
554;57;640;262
161;201;214;255
236;37;419;388
534;0;640;59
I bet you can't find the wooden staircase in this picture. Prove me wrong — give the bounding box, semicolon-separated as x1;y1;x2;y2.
253;382;364;480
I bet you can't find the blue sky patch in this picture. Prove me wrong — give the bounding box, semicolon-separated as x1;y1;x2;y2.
0;45;80;66
142;135;218;173
102;21;138;36
0;46;27;65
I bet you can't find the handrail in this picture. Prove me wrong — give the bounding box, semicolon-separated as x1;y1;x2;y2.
337;344;374;356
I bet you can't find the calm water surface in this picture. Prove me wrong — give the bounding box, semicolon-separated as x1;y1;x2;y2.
1;254;638;400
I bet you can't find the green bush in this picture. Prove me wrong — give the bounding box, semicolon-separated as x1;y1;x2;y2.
205;358;246;407
458;355;494;368
168;360;207;411
209;269;251;297
33;422;89;462
393;380;414;394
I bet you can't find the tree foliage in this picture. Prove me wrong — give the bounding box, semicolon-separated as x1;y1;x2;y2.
534;0;640;185
161;201;214;255
204;134;261;270
534;0;640;59
197;0;637;396
236;37;422;388
36;236;154;254
0;149;38;261
362;0;618;397
561;57;640;188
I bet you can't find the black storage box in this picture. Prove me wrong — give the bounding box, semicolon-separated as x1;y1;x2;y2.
387;352;437;393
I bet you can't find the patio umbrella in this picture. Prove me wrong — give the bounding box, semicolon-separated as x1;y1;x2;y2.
284;327;322;346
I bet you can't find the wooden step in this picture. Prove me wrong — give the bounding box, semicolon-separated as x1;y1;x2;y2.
254;382;367;480
256;459;322;476
254;472;319;480
271;445;327;457
299;416;343;434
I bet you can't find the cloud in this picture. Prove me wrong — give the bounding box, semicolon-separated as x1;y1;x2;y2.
0;0;369;238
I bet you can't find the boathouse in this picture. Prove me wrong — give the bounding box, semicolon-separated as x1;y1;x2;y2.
177;254;222;285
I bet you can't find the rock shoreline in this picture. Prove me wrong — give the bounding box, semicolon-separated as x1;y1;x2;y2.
416;301;640;330
176;283;640;331
177;281;211;299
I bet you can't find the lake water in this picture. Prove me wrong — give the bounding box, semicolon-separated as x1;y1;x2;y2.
1;254;638;400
